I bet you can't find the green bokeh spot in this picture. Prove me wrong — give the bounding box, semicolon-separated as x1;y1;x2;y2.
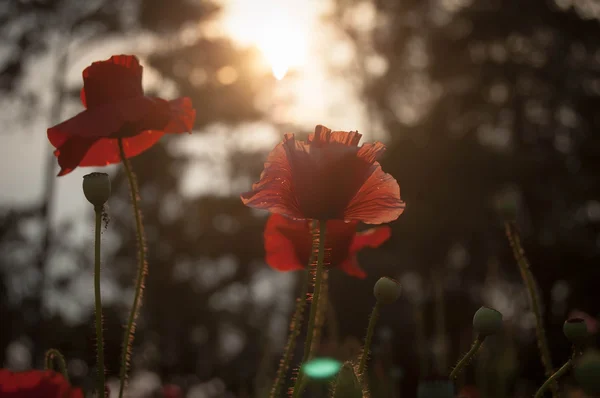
302;358;342;380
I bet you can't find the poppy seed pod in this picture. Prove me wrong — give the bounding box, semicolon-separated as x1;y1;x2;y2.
331;362;363;398
374;277;401;305
563;318;589;344
472;306;503;337
574;349;600;396
82;172;111;207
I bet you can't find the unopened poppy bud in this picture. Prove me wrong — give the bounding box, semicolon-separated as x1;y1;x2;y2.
374;277;401;305
331;362;363;398
472;306;503;337
563;318;588;344
82;172;111;207
574;349;600;396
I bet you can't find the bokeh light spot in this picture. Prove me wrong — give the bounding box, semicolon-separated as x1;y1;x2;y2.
302;358;342;380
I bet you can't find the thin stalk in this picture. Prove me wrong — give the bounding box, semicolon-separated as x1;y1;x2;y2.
505;222;557;396
309;270;329;356
93;206;106;396
450;337;484;380
44;348;69;382
117;139;148;398
534;360;572;398
358;301;382;377
269;270;310;398
292;220;327;398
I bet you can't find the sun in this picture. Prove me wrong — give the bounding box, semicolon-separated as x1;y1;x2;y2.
220;1;313;80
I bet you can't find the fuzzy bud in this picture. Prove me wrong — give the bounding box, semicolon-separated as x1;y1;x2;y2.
574;349;600;396
472;306;503;337
331;362;363;398
82;172;111;207
374;277;401;305
563;318;588;345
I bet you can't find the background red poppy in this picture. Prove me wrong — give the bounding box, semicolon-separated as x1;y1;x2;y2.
0;369;83;398
47;55;196;176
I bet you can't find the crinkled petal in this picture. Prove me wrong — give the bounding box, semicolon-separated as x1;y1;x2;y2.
81;55;143;108
343;163;406;224
264;214;307;271
308;125;362;147
241;136;304;219
54;131;165;176
356;141;386;163
349;225;392;252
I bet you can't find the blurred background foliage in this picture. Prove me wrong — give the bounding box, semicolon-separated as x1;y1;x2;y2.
1;0;600;396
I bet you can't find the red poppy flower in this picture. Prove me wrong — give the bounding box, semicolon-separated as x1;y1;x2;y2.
0;369;83;398
264;213;391;278
47;55;196;176
241;125;405;224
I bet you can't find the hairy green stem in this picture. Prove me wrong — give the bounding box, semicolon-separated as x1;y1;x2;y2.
450;337;484;380
93;206;106;396
309;270;329;356
505;222;557;396
534;359;572;398
292;220;327;398
118;139;148;398
44;348;69;381
358;301;381;376
269;270;310;398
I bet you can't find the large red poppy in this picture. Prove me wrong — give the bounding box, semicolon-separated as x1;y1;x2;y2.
264;214;391;278
241;125;405;224
47;55;196;176
0;369;83;397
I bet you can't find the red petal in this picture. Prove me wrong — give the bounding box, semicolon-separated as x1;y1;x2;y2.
264;214;308;271
241;135;304;219
338;257;367;279
81;55;143;108
54;131;165;176
349;225;392;252
163;97;196;133
308;125;362;147
0;370;84;397
343;162;406;224
48;96;194;175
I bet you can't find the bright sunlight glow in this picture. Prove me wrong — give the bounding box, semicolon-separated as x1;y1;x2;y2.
220;0;316;80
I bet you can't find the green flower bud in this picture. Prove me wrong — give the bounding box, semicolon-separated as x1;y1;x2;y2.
331;362;363;398
82;172;111;207
563;318;588;344
373;277;401;305
472;306;503;337
574;349;600;396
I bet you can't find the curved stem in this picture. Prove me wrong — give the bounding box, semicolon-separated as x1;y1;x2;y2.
117;139;148;398
450;337;484;380
44;348;69;382
358;301;381;377
534;360;572;398
505;222;557;396
269;270;310;398
292;220;327;398
93;207;106;396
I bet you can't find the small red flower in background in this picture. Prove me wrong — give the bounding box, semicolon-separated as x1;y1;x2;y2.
0;369;83;397
264;214;391;278
48;55;196;176
161;384;182;398
241;125;405;224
